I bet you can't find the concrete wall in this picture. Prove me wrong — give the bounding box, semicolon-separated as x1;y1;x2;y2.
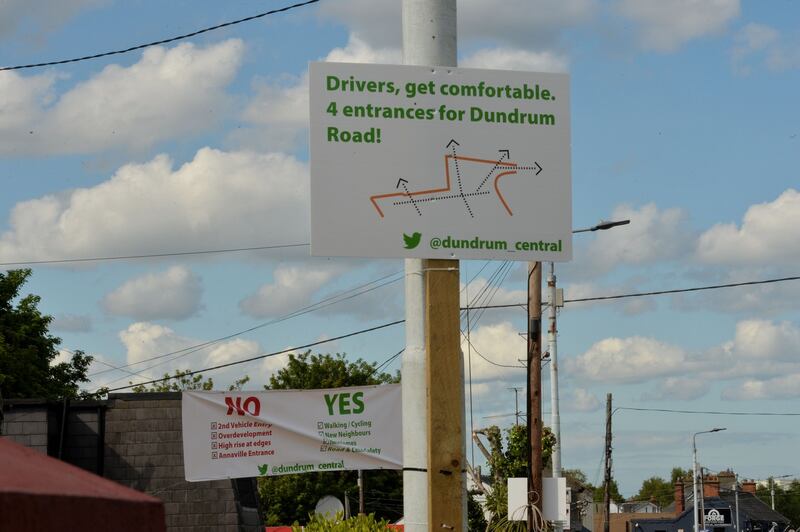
1;403;49;453
3;394;263;532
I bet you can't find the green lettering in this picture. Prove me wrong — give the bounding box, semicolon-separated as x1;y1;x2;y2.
352;392;365;414
324;394;338;415
339;393;351;414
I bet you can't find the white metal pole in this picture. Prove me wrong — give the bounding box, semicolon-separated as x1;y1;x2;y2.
693;437;699;532
770;478;775;510
402;2;456;530
548;262;561;476
549;262;563;532
402;258;427;531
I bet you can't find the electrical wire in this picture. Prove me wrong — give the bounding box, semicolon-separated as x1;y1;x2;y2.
461;275;800;310
616;406;800;417
88;269;404;379
102;319;404;393
0;0;321;72
0;243;310;267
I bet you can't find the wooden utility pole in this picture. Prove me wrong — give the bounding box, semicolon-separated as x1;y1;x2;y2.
527;262;543;530
603;393;613;532
426;258;464;531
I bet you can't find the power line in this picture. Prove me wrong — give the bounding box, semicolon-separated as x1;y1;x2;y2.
462;275;800;310
0;243;310;266
616;406;800;417
89;270;405;383
103;319;404;393
0;0;320;72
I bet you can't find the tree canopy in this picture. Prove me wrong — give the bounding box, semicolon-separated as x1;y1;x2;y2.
259;351;400;526
0;269;92;400
634;476;674;508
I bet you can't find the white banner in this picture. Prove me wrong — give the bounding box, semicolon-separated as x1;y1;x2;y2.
182;385;402;482
309;62;572;262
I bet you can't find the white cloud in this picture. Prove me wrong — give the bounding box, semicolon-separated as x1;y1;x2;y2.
0;0;105;40
102;266;203;320
461;47;568;72
0;40;243;155
642;377;708;401
567;336;689;383
616;0;739;52
237;34;400;152
0;147;309;263
51;314;92;332
569;388;602;412
722;373;800;400
462;321;527;382
318;0;595;49
697;189;800;265
584;202;691;274
239;264;345;318
117;322;262;387
731;24;800;74
730;319;800;361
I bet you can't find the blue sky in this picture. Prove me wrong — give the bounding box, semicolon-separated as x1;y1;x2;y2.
2;0;799;496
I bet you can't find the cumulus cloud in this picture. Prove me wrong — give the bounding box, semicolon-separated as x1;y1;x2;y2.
566;318;800;393
117;322;262;386
722;373;800;400
616;0;739;52
239;264;346;318
461;47;568;72
0;147;309;263
237;34;399;151
0;0;105;40
462;321;527;382
0;40;243;155
569;388;602;412
583;202;691;275
102;266;203;320
566;336;689;383
697;189;800;265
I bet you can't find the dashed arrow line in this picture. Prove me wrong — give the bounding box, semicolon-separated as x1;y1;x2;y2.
449;140;474;218
475;149;510;193
396;178;422;216
498;162;543;175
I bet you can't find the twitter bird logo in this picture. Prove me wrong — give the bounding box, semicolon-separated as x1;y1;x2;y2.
403;232;422;249
257;464;269;476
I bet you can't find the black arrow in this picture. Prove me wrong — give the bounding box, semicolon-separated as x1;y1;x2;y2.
396;178;408;189
446;139;460;148
535;162;542;175
498;149;510;158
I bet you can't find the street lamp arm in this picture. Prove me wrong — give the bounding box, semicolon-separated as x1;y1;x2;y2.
572;219;631;233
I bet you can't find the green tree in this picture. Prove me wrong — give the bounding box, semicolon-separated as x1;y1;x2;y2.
634;476;673;508
594;479;624;504
756;479;800;527
478;423;556;528
131;372;249;393
0;269;92;400
671;467;692;484
259;351;400;526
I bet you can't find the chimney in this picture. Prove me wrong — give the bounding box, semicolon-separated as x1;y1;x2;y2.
719;470;736;491
742;481;757;495
704;475;720;498
674;481;685;514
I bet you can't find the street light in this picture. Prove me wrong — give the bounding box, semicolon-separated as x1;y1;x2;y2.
549;220;631;476
769;474;793;510
545;219;630;532
693;428;727;532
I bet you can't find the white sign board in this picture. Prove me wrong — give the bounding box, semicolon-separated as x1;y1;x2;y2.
182;385;402;482
309;62;571;261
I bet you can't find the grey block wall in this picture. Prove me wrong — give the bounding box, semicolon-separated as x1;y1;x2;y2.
104;393;242;532
1;405;49;453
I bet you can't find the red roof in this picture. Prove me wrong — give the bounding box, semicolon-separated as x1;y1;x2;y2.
0;437;165;531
